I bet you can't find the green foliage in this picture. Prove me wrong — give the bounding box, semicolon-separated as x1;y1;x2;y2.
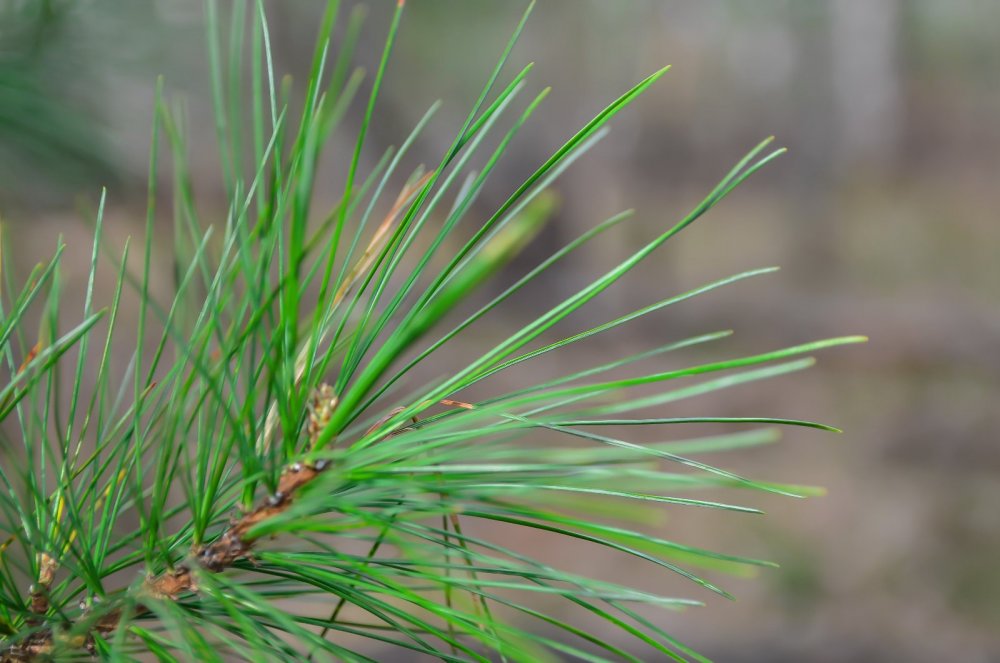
0;1;862;660
0;0;114;200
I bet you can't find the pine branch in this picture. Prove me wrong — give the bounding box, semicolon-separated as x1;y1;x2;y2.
2;389;340;661
0;1;860;660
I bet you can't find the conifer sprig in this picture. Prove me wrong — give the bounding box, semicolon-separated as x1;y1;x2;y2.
0;1;861;660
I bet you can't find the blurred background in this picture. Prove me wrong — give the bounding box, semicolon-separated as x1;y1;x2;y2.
3;1;998;660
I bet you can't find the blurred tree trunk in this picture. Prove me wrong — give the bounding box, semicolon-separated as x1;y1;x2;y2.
830;0;902;171
789;0;902;286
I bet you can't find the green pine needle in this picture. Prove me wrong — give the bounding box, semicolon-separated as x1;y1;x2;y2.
0;2;862;661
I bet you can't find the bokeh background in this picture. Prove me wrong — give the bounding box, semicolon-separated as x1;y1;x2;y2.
3;1;999;661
